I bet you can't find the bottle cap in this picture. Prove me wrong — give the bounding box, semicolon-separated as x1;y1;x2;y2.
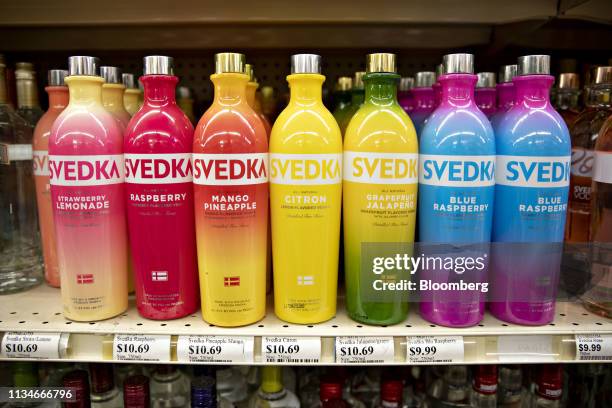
122;73;137;89
443;53;474;75
353;71;365;89
89;363;114;394
319;377;343;401
100;66;123;84
15;62;36;80
143;55;173;75
498;65;518;83
15;62;34;71
123;375;150;408
476;72;496;88
593;66;612;85
215;52;246;74
48;69;68;86
399;77;414;91
366;53;396;73
472;365;497;395
518;55;550;76
381;379;403;403
291;54;322;74
191;376;216;408
415;71;435;88
336;76;352;91
558;73;579;89
177;86;192;99
62;370;91;408
535;364;562;400
245;63;255;81
68;56;100;77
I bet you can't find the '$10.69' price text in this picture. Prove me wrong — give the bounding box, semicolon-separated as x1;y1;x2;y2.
115;343;150;354
265;345;300;354
578;343;602;353
339;345;375;357
4;344;38;354
189;345;222;356
409;346;437;356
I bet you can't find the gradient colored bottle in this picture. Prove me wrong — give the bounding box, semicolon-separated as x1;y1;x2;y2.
398;77;415;113
245;64;272;136
122;73;141;116
33;69;68;288
101;66;131;129
124;56;199;320
475;72;497;118
409;71;436;136
418;54;495;327
344;53;418;325
193;53;268;326
270;54;342;324
49;56;128;321
490;65;517;131
490;55;571;325
333;76;353;129
337;72;365;135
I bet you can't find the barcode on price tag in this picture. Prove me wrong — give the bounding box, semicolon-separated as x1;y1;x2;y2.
176;335;254;363
1;332;63;360
407;336;464;363
113;334;171;362
262;336;320;363
576;334;612;361
497;335;554;362
336;336;394;364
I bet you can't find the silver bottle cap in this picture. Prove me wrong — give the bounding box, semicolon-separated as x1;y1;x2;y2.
518;55;550;76
443;54;474;74
291;54;322;74
122;73;137;89
399;77;414;91
68;56;100;77
100;66;122;84
593;67;612;85
144;55;174;75
48;69;68;86
415;71;436;88
476;72;496;88
498;65;518;83
177;86;192;99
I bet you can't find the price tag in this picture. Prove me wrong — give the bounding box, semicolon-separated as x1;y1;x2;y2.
113;334;171;362
336;336;394;364
407;336;464;363
176;335;254;363
576;334;612;361
497;335;554;362
1;332;63;360
262;336;320;363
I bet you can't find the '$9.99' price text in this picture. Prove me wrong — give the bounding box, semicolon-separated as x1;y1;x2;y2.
578;343;602;353
409;346;437;356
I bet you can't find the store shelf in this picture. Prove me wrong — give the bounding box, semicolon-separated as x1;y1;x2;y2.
0;285;610;365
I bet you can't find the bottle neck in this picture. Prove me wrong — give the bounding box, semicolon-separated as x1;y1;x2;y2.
351;88;365;104
496;83;515;110
16;77;40;108
412;87;435;109
66;76;104;105
46;86;69;110
475;87;496;108
0;65;7;104
439;74;477;108
246;81;258;108
212;73;248;107
555;89;580;111
336;90;352;104
364;73;399;107
102;84;126;110
288;74;325;106
513;75;554;109
585;84;612;108
141;75;178;107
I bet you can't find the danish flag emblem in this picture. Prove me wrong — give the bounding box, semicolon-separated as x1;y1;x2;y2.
152;271;168;281
77;274;94;284
224;276;240;287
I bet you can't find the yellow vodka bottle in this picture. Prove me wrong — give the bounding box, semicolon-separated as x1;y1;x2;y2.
270;54;342;324
343;53;419;325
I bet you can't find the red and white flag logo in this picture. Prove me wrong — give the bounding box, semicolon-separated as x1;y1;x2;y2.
152;271;168;281
224;276;240;287
77;274;94;284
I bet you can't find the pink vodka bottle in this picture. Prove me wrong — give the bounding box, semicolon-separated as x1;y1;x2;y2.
124;56;199;320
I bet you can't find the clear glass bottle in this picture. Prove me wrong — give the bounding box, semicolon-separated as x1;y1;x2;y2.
192;374;234;408
497;365;524;407
123;374;150;408
249;366;300;408
530;365;562;408
319;377;348;408
63;369;91;408
90;364;123;408
427;366;470;406
372;379;403;408
15;62;44;127
469;365;497;408
150;365;190;408
216;367;249;406
554;73;581;127
0;59;43;294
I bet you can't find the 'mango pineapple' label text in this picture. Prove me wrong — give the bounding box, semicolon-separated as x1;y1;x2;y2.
270;154;341;185
343;152;418;184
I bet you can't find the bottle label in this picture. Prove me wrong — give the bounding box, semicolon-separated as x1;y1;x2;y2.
176;335;254;363
192;153;268;185
48;155;124;186
419;155;495;187
593;151;612;184
0;143;33;164
335;336;395;364
270;153;341;185
125;153;192;184
343;152;417;184
1;332;63;359
575;334;612;361
571;147;594;178
497;335;554;362
407;336;464;364
33;150;49;176
262;336;321;363
113;334;171;362
495;155;570;188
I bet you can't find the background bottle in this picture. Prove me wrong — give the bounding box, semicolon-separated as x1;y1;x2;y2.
554;73;581;127
470;365;497;408
33;69;68;287
193;52;268;327
249;366;300;408
177;86;196;125
432;63;443;108
333;76;353;128
101;66;131;128
475;72;497;118
191;375;217;408
123;73;141;116
531;365;563;408
124;55;199;320
49;56;128;321
343;53;418;325
418;53;495;327
409;71;436;135
15;62;44;126
123;375;150;408
63;370;91;408
490;65;518;130
398;76;415;113
490;55;571;325
0;59;43;294
150;366;190;408
269;54;342;324
337;72;365;135
90;363;123;408
245;64;272;136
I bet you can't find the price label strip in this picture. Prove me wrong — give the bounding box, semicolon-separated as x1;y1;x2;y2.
407;336;464;364
176;335;254;363
576;334;612;361
1;332;64;360
113;334;171;362
336;336;394;364
262;336;320;363
497;335;554;362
